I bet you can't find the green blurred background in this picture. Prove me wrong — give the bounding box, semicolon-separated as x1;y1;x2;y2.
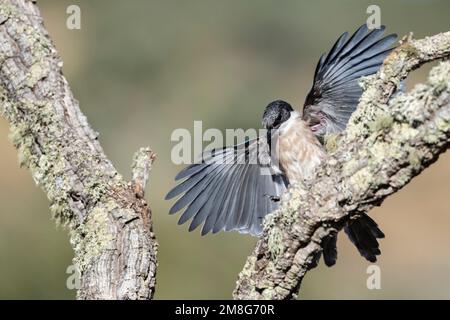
0;0;449;299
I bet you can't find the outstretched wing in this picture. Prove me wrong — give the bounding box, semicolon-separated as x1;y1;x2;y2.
166;137;287;236
303;24;397;137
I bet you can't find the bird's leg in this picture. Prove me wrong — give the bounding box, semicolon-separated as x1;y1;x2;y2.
264;194;280;202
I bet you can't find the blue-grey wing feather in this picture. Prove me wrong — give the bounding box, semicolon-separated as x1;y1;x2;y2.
303;24;397;138
166;137;287;236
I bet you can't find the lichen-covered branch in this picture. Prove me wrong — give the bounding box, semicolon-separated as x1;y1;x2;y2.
234;31;450;300
0;0;158;299
132;147;156;197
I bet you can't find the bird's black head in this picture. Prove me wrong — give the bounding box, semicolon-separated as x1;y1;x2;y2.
262;100;294;129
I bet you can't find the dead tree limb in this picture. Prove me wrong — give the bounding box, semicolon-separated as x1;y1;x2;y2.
2;0;450;301
234;32;450;300
0;0;158;299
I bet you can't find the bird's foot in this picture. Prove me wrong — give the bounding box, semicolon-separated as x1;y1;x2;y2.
264;194;280;202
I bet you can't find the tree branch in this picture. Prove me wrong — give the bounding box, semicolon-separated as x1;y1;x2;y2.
0;0;157;299
132;147;156;197
234;31;450;300
2;0;450;301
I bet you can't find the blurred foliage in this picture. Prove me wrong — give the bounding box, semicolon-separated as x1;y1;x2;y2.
0;0;449;299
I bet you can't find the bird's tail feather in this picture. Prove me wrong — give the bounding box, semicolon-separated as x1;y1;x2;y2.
322;213;384;266
344;213;384;263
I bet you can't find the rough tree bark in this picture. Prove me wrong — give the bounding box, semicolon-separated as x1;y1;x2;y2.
1;0;449;301
0;0;158;299
233;32;450;299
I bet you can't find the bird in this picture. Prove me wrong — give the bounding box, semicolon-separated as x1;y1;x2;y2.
166;24;397;266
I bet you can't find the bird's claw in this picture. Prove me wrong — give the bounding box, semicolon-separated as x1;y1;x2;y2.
264;194;280;202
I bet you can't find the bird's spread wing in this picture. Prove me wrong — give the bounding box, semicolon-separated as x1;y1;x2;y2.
303;24;397;137
166;137;287;236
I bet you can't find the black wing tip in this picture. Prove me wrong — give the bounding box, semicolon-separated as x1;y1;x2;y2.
166;182;192;200
357;23;369;31
351;24;397;44
174;169;192;181
176;210;215;237
355;23;383;33
169;205;181;215
383;32;398;42
177;214;189;224
188;223;198;233
174;163;206;181
165;190;176;200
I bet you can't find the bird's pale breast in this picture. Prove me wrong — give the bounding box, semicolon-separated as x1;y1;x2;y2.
276;113;325;184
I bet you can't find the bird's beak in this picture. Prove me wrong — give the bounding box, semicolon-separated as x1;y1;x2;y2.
306;112;324;132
